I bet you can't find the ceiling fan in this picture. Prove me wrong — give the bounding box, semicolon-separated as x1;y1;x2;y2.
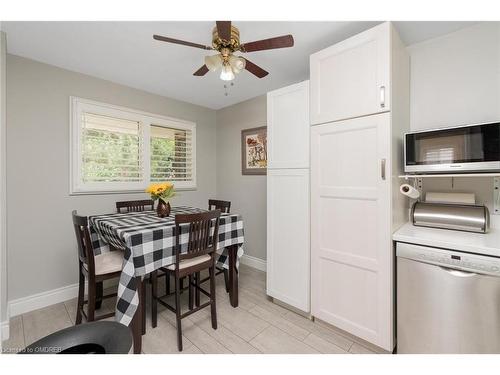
153;21;294;81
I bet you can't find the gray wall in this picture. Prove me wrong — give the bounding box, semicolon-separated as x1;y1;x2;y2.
6;55;217;300
216;96;267;261
408;23;500;213
1;31;7;327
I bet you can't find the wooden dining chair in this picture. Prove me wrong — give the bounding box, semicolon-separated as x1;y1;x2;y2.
151;210;221;351
116;199;154;213
208;199;231;213
168;200;231;296
196;199;232;294
72;211;123;324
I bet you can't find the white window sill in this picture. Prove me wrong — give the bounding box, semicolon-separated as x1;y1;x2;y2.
69;186;197;196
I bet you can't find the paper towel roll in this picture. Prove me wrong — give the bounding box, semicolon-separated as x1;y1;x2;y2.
400;184;420;199
425;192;476;205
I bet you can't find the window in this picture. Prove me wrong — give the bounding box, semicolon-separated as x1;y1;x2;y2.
70;97;196;194
81;113;142;183
150;125;193;183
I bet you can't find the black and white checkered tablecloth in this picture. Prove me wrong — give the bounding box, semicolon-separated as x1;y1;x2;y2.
88;206;244;326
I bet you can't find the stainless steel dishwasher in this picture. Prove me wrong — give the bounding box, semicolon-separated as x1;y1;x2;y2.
396;242;500;353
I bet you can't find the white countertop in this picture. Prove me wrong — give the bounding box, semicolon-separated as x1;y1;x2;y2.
393;219;500;257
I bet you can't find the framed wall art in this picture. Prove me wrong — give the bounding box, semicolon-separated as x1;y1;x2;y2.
241;126;267;175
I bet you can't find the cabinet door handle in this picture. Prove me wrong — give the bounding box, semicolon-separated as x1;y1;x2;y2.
379;85;386;108
381;158;386;180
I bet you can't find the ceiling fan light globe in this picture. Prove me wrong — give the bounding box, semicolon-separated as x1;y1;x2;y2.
229;55;246;71
220;70;235;81
205;54;222;71
236;57;246;70
230;61;242;74
220;64;235;81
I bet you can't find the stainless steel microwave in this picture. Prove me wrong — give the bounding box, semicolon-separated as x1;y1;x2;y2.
404;121;500;173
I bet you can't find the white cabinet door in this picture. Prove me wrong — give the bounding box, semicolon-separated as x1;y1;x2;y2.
267;81;309;169
310;113;393;350
267;168;310;312
310;22;390;125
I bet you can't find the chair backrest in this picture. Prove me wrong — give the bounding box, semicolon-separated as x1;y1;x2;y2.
208;199;231;213
72;210;95;274
116;199;154;213
174;210;221;264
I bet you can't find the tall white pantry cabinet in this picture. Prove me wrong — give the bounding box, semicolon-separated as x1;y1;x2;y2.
267;81;310;313
310;22;409;351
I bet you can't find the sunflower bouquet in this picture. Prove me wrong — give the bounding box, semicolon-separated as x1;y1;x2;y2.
146;182;176;217
146;182;176;203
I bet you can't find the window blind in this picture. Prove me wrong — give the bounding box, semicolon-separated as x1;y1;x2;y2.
150;125;194;182
81;113;142;183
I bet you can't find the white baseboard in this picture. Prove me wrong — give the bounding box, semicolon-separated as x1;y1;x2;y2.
240;254;267;272
9;282;81;318
1;319;9;341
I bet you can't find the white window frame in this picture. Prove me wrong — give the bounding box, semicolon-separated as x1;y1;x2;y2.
70;96;197;195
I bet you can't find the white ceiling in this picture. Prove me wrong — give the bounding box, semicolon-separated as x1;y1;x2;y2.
3;21;477;109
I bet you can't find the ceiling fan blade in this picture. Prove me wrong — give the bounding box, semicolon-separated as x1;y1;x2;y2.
240;35;294;52
243;58;269;78
153;35;212;50
216;21;232;42
193;65;209;76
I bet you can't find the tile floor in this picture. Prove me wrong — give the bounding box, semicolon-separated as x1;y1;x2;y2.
2;265;383;354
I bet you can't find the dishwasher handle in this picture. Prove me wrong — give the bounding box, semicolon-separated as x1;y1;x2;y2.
439;266;478;278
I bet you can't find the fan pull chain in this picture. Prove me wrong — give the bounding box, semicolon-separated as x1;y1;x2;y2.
224;82;234;96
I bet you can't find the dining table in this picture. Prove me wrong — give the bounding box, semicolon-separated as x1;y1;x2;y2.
88;206;245;353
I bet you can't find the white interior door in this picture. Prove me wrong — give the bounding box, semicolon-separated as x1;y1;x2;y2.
267;81;309;169
267;168;310;312
310;22;390;125
310;112;393;350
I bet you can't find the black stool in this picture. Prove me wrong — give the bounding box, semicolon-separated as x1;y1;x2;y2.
19;321;132;354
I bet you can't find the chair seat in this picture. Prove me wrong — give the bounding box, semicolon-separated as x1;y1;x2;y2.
165;254;211;271
84;251;123;275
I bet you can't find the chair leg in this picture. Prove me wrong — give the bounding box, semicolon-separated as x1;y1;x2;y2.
223;269;229;293
209;265;217;330
141;280;146;335
188;275;194;310
195;272;201;307
151;270;158;328
95;282;103;310
165;273;171;296
75;270;84;325
175;275;183;352
87;280;96;322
